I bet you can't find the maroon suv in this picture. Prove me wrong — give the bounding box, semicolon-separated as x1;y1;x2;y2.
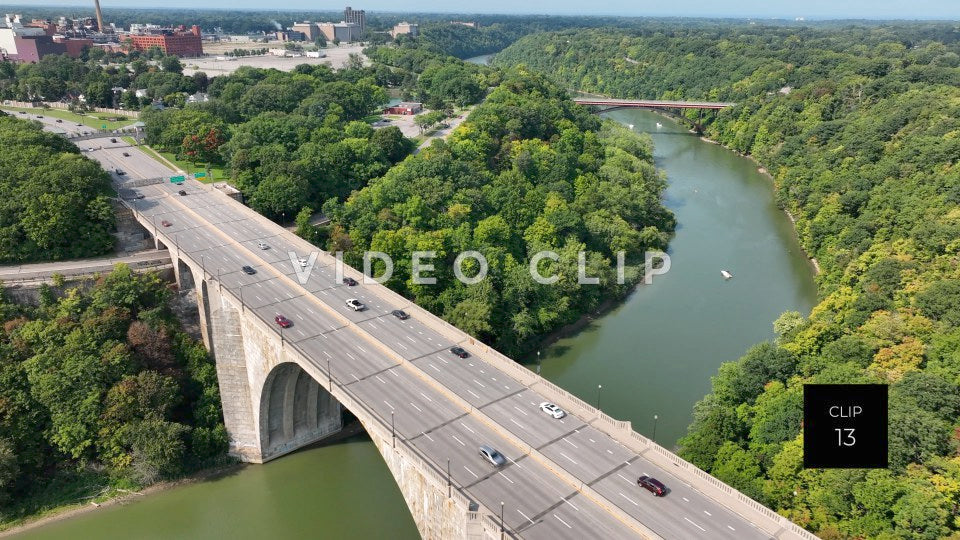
637;475;667;496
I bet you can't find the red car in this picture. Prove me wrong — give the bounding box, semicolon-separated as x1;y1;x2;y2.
161;220;172;227
275;314;293;328
637;475;667;496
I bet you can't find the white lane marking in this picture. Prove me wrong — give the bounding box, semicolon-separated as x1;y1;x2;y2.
429;364;440;372
517;509;535;526
510;418;525;429
307;308;316;315
406;336;417;343
390;370;399;377
684;518;706;532
295;314;304;320
368;323;377;330
479;369;485;374
410;403;423;413
498;472;514;484
451;435;466;447
513;406;528;416
383;401;395;410
618;492;639;506
422;432;434;442
507;457;523;469
554;514;572;529
357;345;366;353
563;438;579;449
397;342;408;350
418;392;433;403
617;473;632;484
351;373;360;382
682;497;690;502
703;510;712;517
563;498;580;511
606;450;614;455
375;375;387;384
558;452;578;465
727;525;736;531
473;379;486;388
588;438;596;443
346;352;357;360
460;422;476;434
322;350;332;358
463;465;478;479
468;390;481;399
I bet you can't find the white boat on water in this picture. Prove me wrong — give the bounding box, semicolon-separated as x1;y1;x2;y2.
721;270;733;279
628;124;634;130
656;122;663;128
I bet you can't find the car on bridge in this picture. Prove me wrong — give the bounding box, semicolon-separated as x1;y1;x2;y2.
479;445;506;467
257;242;269;250
122;152;130;157
637;475;667;496
391;309;410;320
343;276;358;286
539;402;566;419
274;314;293;328
241;265;256;275
449;346;469;358
345;298;366;311
161;220;172;227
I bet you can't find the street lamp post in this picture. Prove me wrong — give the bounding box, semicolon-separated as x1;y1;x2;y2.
652;414;659;442
536;350;541;375
391;411;395;448
596;384;603;410
500;501;505;540
447;458;451;498
327;355;332;387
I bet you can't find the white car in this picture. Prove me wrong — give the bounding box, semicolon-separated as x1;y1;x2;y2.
539;402;566;419
345;298;366;311
258;242;269;250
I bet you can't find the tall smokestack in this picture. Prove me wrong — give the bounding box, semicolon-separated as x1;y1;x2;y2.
93;0;104;33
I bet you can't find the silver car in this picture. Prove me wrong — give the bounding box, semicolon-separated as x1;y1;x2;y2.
479;445;506;467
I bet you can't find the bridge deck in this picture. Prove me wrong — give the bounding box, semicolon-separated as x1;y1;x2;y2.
64;133;809;540
573;98;736;109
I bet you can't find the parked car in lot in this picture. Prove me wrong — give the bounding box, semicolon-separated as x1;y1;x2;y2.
449;346;469;358
345;298;366;311
241;265;256;275
479;445;506;467
161;220;172;227
274;314;292;328
539;402;566;419
637;475;667;496
343;276;358;286
391;309;410;320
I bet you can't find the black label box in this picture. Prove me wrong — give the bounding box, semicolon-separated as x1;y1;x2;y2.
803;384;888;468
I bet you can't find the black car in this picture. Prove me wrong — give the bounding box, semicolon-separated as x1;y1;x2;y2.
343;277;358;286
391;309;410;320
637;475;667;496
178;190;187;196
241;265;256;275
122;152;130;157
449;346;469;358
110;138;117;143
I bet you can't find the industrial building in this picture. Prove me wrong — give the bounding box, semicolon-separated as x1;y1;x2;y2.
390;22;419;38
344;6;365;33
125;25;203;57
0;13;94;62
317;22;361;43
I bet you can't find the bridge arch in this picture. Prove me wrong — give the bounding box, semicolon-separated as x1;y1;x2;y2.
258;362;341;457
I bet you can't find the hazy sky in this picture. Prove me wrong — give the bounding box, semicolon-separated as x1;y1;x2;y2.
15;0;960;19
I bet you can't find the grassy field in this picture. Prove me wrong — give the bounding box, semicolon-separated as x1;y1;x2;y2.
0;106;137;130
158;151;230;184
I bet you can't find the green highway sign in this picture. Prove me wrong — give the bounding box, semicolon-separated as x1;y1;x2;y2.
170;175;186;183
194;172;207;178
102;124;107;129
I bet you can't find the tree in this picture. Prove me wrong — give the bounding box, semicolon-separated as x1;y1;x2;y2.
160;55;183;74
250;173;309;219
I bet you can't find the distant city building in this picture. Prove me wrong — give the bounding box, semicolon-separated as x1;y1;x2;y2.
317;22;361;43
292;21;318;41
125;25;203;57
390;22;419;39
383;101;422;115
450;21;479;28
0;13;93;62
344;6;365;33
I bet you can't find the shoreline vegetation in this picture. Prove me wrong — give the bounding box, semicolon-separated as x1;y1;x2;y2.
496;24;960;538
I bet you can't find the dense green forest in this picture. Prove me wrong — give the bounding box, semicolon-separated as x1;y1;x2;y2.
0;265;227;523
0;115;114;263
322;68;674;356
497;24;960;539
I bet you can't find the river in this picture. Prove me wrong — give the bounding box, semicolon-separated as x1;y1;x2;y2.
12;63;815;539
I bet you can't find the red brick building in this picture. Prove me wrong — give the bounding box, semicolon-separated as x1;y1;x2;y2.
127;25;203;57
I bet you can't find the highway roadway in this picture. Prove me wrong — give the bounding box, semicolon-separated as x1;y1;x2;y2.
75;135;772;540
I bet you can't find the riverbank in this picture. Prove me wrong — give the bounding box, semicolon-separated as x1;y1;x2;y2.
0;461;243;538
